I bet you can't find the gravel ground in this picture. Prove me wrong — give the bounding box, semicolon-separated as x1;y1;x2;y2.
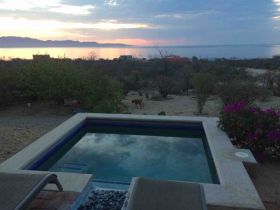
0;103;71;163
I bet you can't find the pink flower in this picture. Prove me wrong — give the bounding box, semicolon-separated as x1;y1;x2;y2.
260;108;280;118
246;129;262;142
224;101;247;113
267;129;280;141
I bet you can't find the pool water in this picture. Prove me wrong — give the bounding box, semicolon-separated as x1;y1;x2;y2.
35;121;218;186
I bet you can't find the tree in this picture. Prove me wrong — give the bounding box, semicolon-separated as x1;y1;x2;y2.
216;79;260;105
155;75;174;98
192;73;214;114
180;65;194;95
87;51;97;61
153;49;176;98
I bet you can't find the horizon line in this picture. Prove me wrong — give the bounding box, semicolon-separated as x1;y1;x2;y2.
1;36;280;48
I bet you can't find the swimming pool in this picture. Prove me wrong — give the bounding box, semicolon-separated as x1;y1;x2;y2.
0;114;264;209
28;119;218;188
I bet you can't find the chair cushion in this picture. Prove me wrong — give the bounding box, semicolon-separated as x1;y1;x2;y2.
126;177;207;210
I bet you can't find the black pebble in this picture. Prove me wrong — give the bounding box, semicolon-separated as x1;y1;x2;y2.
78;189;127;210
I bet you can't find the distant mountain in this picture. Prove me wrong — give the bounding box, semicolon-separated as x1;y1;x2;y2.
0;36;131;48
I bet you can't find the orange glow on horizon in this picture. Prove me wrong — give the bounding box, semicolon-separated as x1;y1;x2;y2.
0;17;151;43
98;39;156;46
97;38;188;46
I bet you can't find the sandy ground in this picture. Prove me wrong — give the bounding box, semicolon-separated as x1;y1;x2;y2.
0;97;279;209
246;68;269;77
123;91;280;117
122;92;222;116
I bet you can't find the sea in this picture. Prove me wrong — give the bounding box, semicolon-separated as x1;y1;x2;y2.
1;45;280;60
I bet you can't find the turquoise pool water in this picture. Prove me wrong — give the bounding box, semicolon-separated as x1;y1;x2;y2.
36;121;218;187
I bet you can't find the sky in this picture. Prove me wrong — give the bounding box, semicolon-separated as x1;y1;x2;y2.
0;0;280;46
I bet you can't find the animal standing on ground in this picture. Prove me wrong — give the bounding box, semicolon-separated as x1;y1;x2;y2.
132;98;144;109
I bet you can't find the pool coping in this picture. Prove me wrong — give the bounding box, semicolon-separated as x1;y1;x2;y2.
0;113;265;209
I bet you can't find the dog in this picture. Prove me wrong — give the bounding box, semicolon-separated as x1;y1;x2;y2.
132;98;144;109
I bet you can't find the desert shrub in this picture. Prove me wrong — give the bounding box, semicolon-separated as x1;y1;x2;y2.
258;72;274;90
212;66;250;83
192;73;214;114
18;60;123;113
155;75;174;98
138;91;143;97
216;80;260;105
273;74;280;96
145;92;149;99
258;88;272;102
150;94;162;101
180;75;192;95
121;70;146;93
180;66;194;95
18;60;84;104
158;111;166;115
219;101;280;160
81;73;123;113
0;68;19;106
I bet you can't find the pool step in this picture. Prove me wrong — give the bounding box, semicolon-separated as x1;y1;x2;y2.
59;162;89;172
93;179;130;190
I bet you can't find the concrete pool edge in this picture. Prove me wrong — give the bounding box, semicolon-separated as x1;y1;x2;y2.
0;114;265;209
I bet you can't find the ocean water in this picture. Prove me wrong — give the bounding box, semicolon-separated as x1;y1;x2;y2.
1;45;280;60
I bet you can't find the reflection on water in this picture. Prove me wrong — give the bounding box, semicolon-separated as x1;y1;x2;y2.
49;133;214;184
0;45;280;60
0;47;154;60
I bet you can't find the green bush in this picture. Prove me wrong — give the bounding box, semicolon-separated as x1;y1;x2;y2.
0;68;19;106
18;60;83;103
81;73;123;113
18;60;123;113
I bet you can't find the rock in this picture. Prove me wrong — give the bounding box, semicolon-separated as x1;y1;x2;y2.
78;189;127;210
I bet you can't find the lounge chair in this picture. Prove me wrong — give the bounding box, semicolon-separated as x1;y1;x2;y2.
125;177;207;210
0;173;63;210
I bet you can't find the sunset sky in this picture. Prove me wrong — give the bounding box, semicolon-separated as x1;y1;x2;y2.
0;0;280;46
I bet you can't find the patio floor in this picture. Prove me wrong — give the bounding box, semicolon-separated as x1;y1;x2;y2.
25;191;79;210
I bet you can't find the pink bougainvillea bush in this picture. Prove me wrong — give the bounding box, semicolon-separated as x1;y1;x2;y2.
219;101;280;160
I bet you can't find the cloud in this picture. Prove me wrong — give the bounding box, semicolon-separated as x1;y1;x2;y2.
0;0;94;15
105;0;119;6
0;17;151;39
155;14;187;19
49;5;94;15
273;0;280;21
273;0;280;6
0;0;277;45
154;11;217;20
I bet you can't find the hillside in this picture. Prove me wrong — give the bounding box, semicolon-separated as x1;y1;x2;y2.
0;36;130;48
